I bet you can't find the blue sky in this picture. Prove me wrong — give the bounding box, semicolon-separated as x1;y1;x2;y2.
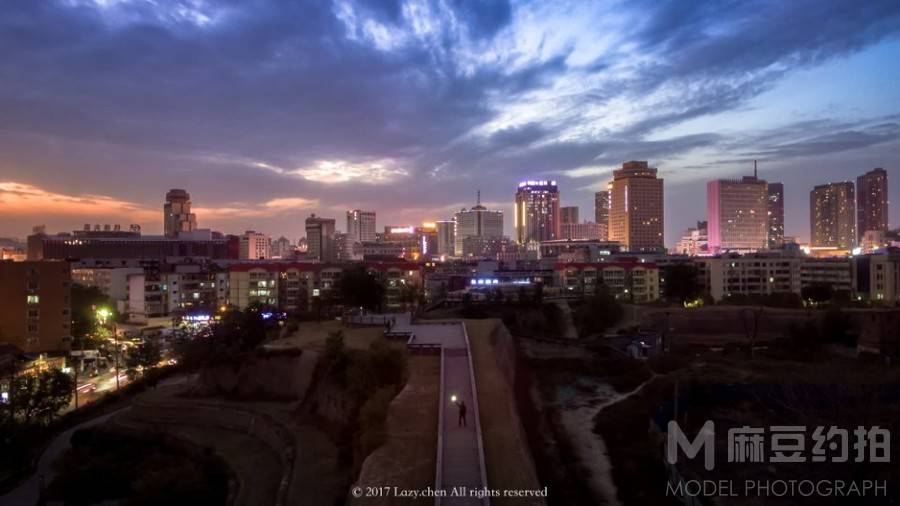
0;0;898;244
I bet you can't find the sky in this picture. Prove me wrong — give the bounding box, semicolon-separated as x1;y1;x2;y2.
0;0;899;246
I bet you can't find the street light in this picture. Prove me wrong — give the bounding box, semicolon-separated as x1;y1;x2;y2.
96;307;120;391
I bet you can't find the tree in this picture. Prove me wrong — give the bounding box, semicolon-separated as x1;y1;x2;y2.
663;264;701;304
126;341;162;378
70;284;116;349
338;266;386;311
801;283;833;304
9;368;74;425
573;284;624;337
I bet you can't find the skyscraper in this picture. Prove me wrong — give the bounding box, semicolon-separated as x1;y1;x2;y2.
608;161;664;252
707;171;768;253
454;193;503;256
346;210;377;243
514;180;560;244
163;189;197;238
436;220;455;257
810;182;856;249
856;168;889;241
594;189;609;241
767;182;785;249
305;214;336;261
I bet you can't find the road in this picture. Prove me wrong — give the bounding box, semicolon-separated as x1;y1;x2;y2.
65;368;131;413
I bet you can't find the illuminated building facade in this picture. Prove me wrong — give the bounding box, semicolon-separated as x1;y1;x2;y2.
707;173;768;253
608;162;664;252
239;230;271;260
857;168;889;241
347;210;377;243
767;182;785;249
594;189;610;240
514;180;560;244
810;182;856;249
454;195;503;256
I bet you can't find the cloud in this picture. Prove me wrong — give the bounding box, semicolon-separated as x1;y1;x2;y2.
0;0;898;240
0;181;157;221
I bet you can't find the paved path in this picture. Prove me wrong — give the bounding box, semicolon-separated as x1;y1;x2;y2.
361;313;487;504
441;347;484;505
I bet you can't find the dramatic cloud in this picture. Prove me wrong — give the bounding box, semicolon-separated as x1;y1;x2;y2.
0;0;898;242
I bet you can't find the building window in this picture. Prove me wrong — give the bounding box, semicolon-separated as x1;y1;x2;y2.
27;309;39;318
27;324;38;333
26;295;40;304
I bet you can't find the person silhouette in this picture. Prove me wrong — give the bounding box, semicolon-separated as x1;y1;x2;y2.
456;399;467;427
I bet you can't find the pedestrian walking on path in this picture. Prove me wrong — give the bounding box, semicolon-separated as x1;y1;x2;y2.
456;399;467;427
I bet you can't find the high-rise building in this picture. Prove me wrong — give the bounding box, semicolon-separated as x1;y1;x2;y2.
514;181;560;244
767;182;785;249
707;171;768;253
436;220;455;257
561;222;603;241
163;189;197;238
560;206;579;225
857;168;889;242
810;182;856;249
305;214;336;261
608;161;664;252
346;210;377;243
454;193;503;256
239;231;271;260
594;189;610;241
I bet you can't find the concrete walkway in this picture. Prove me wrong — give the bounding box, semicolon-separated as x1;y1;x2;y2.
364;313;488;504
441;347;484;505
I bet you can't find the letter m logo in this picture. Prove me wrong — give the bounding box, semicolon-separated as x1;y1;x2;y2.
666;420;715;471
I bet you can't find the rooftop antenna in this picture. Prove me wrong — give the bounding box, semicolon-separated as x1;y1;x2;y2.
754;160;758;179
476;190;481;206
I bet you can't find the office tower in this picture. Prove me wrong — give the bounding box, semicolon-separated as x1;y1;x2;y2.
454;192;503;256
608;161;664;252
514;180;560;244
305;214;336;261
560;206;579;225
346;210;377;243
767;182;785;249
0;260;72;353
707;170;768;253
595;189;610;241
436;220;455;257
239;231;271;260
857;168;889;241
810;182;856;249
163;189;197;238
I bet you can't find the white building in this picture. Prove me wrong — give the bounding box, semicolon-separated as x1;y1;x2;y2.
695;253;801;302
239;231;272;260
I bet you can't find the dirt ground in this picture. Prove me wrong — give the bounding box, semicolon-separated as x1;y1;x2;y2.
350;355;441;505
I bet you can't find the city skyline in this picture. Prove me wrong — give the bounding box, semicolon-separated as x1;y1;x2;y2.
1;1;899;244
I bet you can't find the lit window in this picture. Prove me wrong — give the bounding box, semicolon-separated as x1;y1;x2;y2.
26;295;40;304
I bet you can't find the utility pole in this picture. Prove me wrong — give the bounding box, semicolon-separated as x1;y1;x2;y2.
114;321;120;391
